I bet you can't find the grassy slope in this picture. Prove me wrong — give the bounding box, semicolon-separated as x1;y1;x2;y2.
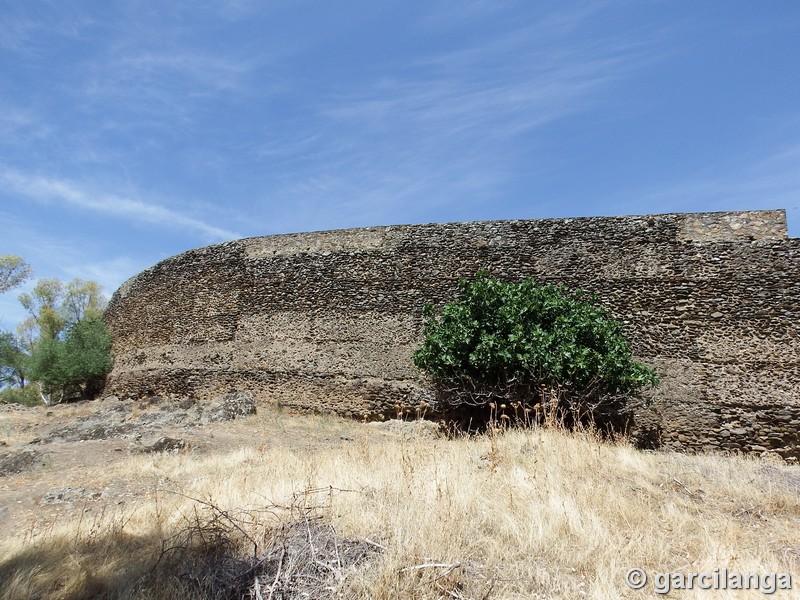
0;413;798;599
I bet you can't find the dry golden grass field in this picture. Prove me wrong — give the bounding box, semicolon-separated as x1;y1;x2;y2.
0;399;798;599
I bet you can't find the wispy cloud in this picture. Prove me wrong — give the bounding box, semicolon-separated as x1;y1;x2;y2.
0;4;96;54
63;256;150;295
324;56;625;140
0;106;53;145
98;51;258;95
74;49;263;129
325;4;657;141
647;144;800;210
263;5;660;229
417;0;518;31
616;142;800;236
1;170;240;242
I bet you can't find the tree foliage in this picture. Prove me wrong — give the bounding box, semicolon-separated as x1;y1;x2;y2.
0;384;41;407
0;332;27;388
0;267;113;406
28;315;112;402
413;272;658;430
19;278;106;342
0;255;32;294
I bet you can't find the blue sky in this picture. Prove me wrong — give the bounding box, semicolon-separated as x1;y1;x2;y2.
2;1;799;329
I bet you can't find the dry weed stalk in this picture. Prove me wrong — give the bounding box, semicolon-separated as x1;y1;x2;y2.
0;412;798;600
146;488;380;600
433;377;653;439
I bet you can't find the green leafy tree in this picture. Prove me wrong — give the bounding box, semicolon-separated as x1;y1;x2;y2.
17;277;112;405
0;255;32;294
0;332;28;388
60;315;113;397
19;277;106;339
28;315;112;403
63;279;106;323
27;335;65;403
20;279;68;341
0;255;33;396
413;271;658;431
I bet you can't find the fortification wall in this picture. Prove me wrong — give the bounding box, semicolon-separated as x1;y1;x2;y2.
103;210;800;459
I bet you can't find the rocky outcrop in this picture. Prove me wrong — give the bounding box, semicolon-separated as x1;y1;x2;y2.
103;210;800;459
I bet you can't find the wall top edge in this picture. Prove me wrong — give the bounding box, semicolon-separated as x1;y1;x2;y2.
240;208;788;244
109;208;789;299
239;209;788;257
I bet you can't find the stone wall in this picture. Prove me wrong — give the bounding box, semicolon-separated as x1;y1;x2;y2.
103;210;800;459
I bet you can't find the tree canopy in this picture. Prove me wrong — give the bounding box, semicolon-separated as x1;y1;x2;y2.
0;255;32;294
0;332;27;388
0;265;113;406
19;278;106;342
28;315;112;402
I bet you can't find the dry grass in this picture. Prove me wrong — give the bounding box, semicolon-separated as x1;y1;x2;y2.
1;415;799;599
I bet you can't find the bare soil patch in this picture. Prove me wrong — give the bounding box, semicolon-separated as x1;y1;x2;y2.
0;397;401;542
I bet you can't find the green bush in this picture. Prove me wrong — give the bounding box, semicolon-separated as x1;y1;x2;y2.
0;384;42;407
413;271;658;431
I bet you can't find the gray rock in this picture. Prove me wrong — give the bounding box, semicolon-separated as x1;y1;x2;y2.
0;449;41;477
136;437;186;454
202;391;256;423
40;487;103;504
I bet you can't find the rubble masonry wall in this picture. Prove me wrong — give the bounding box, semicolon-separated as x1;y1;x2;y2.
103;210;800;458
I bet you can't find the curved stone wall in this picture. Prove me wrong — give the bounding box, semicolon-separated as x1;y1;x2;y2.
103;210;800;459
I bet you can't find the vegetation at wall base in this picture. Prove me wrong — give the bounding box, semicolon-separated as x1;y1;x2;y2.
28;315;113;403
413;271;659;433
0;266;113;406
